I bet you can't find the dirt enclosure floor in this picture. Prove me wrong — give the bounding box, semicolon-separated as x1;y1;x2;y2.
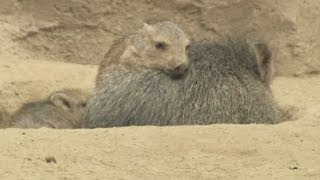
0;57;319;179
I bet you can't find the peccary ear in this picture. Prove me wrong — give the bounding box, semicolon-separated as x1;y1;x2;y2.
143;23;155;33
254;42;273;86
121;45;139;59
50;93;72;110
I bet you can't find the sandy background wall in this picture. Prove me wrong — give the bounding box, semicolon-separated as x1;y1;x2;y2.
0;0;319;76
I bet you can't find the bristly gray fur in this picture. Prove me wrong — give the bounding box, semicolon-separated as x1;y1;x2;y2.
11;89;89;129
84;37;281;128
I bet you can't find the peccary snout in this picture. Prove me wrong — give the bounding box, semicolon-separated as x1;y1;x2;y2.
169;63;189;79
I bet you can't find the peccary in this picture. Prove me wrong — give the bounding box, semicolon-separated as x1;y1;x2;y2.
11;89;89;129
84;37;281;128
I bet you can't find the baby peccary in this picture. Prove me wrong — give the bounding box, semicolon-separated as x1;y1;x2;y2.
11;89;89;129
84;38;281;128
0;106;11;128
96;21;190;89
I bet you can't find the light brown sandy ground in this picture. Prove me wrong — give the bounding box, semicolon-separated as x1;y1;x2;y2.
0;57;319;179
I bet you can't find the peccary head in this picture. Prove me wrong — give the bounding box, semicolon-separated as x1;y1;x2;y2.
11;89;89;129
110;21;190;79
49;89;88;114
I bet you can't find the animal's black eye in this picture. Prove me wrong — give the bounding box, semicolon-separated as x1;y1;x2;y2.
81;102;87;108
62;99;71;109
185;45;190;54
155;42;167;50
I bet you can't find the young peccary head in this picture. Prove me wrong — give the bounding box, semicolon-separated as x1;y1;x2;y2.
49;89;88;113
11;89;89;129
115;21;190;78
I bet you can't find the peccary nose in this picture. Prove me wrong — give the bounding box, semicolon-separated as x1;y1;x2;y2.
170;63;189;79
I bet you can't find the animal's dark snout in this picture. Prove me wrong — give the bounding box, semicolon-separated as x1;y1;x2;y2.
170;63;189;79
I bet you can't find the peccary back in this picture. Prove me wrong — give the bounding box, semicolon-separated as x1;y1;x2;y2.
84;38;280;128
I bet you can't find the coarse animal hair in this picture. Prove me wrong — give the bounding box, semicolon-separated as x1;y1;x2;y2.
84;37;281;128
11;88;89;129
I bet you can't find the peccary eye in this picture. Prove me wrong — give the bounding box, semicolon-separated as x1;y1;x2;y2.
81;102;87;108
155;42;167;50
62;99;71;109
185;45;190;54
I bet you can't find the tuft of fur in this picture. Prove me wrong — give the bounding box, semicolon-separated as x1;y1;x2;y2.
84;37;282;128
11;89;89;129
0;106;11;128
96;21;190;89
